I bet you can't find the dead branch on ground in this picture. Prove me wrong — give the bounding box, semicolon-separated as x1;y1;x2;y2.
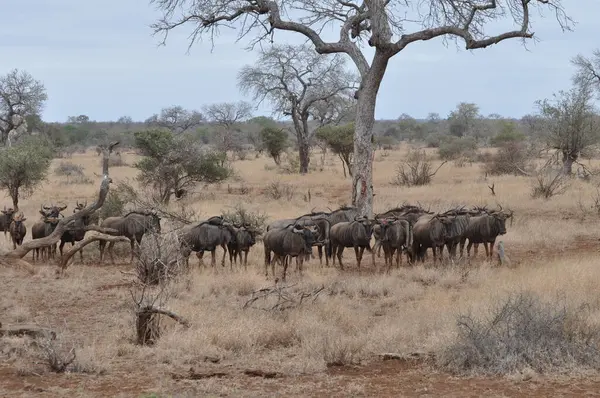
243;283;325;311
0;323;56;340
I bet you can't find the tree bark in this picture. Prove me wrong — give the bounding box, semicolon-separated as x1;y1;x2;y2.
298;136;310;174
562;150;576;175
352;51;389;217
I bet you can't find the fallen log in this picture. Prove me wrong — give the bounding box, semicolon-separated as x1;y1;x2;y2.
0;324;56;340
59;229;129;271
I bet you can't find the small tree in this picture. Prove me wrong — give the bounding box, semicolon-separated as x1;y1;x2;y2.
0;69;47;146
316;123;354;177
0;136;53;210
447;102;481;138
134;130;231;204
260;127;288;165
536;82;600;175
203;101;252;152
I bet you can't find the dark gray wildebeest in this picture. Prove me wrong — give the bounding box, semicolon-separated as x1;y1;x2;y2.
267;210;332;266
180;216;238;268
378;218;413;271
30;204;68;262
439;207;472;261
373;205;432;257
0;206;16;240
459;206;513;260
329;216;374;270
59;200;94;262
9;212;27;249
411;212;457;265
263;223;317;280
226;223;260;269
98;210;162;264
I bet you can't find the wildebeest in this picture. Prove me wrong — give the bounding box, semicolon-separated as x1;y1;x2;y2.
439;207;472;261
226;223;260;268
459;206;513;260
379;218;413;271
0;206;16;240
329;216;374;270
267;210;333;265
180;216;238;268
31;214;61;262
98;210;162;264
411;213;456;264
59;200;93;261
373;205;432;257
9;212;27;249
263;223;317;280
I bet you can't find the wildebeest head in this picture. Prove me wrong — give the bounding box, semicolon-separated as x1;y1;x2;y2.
240;223;259;246
73;200;87;213
1;206;15;221
41;203;67;218
292;224;317;252
354;215;374;238
11;212;26;228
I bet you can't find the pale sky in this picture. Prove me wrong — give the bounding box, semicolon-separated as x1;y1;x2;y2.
2;1;598;123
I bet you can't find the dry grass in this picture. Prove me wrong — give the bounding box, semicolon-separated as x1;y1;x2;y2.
3;145;600;395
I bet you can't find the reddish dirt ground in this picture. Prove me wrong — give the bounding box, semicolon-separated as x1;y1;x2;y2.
2;238;600;397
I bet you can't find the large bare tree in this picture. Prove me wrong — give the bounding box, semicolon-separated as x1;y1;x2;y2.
572;50;600;94
150;0;571;216
0;69;47;146
238;44;358;174
203;101;252;151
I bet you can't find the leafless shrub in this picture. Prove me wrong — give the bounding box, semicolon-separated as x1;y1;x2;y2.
221;203;268;234
482;143;531;176
438;292;600;376
227;182;251;195
243;283;325;311
264;181;296;200
136;231;188;285
391;150;446;187
531;168;570;199
35;336;76;373
54;161;93;185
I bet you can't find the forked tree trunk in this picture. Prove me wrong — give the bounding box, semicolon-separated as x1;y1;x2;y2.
352;52;389;217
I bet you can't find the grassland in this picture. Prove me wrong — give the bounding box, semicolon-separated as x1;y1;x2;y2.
2;145;600;397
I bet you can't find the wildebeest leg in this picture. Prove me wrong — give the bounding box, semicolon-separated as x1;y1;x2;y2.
264;249;270;277
483;242;490;259
459;238;466;259
395;247;401;268
466;241;474;259
336;246;344;270
105;241;117;264
354;246;360;269
129;239;136;264
317;246;323;266
473;243;479;257
211;249;217;267
196;251;205;267
76;241;83;262
243;250;249;269
282;255;289;281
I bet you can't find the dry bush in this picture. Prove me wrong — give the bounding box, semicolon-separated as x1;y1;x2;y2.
221;203;268;233
279;151;301;174
107;154;128;167
264;181;296;200
482;143;530;176
531;169;570;199
227;182;251;195
54;161;93;185
137;231;188;285
438;291;600;376
391;150;446;187
35;336;76;373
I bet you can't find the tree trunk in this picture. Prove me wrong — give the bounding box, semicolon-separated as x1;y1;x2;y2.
352;52;389;217
298;136;310;174
562;150;577;175
10;187;18;212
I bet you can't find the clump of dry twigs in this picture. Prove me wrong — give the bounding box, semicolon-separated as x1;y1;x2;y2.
243;283;325;312
392;150;447;187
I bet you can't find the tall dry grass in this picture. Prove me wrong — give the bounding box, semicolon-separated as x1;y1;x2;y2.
3;144;600;392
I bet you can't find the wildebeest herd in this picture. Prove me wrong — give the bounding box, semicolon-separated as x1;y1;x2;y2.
177;203;513;281
0;201;513;281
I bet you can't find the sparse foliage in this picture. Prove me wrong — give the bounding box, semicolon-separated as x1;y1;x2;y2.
0;136;53;210
439;292;600;375
483;142;530;176
238;44;358;173
572;49;600;94
150;0;571;217
203;102;252;152
536;82;600;175
447;103;481;138
133;130;231;204
259;127;288;166
437;136;477;161
221;203;268;234
0;69;47;146
392;150;446;187
145;105;203;133
531;167;571;199
316;123;354;178
265;181;296;201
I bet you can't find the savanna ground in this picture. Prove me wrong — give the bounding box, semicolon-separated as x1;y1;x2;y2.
3;145;600;397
